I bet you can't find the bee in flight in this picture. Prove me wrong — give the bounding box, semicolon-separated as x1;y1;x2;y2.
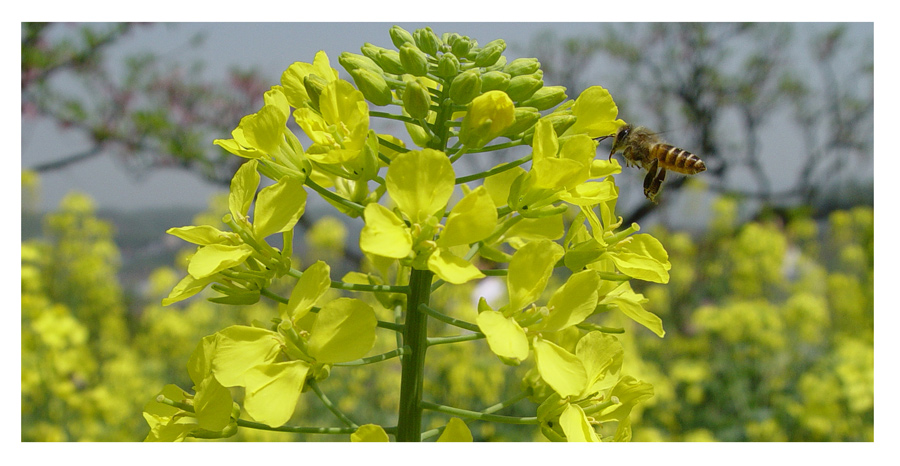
606;124;706;203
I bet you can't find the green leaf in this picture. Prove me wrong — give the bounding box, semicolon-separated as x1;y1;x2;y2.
351;424;390;442
307;298;377;363
507;239;565;312
476;310;529;363
437;418;473;442
253;176;307;239
187;243;254;279
386;148;455;224
560;404;600;442
229;160;260;220
427;248;485;285
359;203;412;259
243;360;311;427
533;338;587;398
437;186;497;248
211;326;283;387
537;269;600;333
284;261;331;323
607;233;671;283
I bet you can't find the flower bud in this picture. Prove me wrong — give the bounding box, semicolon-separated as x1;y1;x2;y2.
436;53;460;78
522;114;577;145
450;35;474;58
449;69;482;105
399;43;429;77
504;57;541;77
520;85;567;111
303;74;329;110
502;106;541;138
361;43;405;75
459;90;515;148
389;25;415;49
338;52;382;75
484;55;508;72
481;70;511;92
349;68;393;106
474;39;506;67
402;78;432;119
413;27;441;56
505;71;544;102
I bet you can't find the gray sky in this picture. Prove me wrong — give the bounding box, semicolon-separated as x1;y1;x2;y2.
21;22;875;214
22;23;613;211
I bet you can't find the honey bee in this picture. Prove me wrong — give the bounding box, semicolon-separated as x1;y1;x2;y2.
607;124;706;203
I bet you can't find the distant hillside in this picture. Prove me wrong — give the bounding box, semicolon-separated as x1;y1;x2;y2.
22;206;201;292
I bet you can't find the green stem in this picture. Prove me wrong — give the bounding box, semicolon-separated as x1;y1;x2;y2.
285;267;410;293
238;420;358;435
419;304;480;332
370;110;418;125
448;146;470;163
257;289;404;333
260;288;288;304
466;140;526;153
455;153;532;184
155;395;361;435
395;268;433;442
329;280;411;294
393;302;404;352
427;333;484;346
333;346;408;366
308;379;359;429
377;136;410;154
304;178;366;216
420;392;530;440
576;322;626;334
419;400;538;425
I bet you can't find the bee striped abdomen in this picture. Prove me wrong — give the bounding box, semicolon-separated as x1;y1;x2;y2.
651;144;706;175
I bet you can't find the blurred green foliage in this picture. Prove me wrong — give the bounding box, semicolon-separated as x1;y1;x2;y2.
624;198;874;441
21;186;873;441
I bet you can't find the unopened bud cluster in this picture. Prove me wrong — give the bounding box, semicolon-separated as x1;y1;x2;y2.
338;26;570;148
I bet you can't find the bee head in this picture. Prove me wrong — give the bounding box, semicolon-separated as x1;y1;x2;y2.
608;124;633;160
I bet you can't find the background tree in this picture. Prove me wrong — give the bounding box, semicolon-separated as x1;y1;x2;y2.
526;23;873;224
22;22;269;184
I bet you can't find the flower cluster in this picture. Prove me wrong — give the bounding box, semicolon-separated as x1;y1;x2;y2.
146;25;674;442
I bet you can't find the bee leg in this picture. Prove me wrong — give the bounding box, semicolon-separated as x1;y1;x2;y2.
642;159;659;194
645;168;667;204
